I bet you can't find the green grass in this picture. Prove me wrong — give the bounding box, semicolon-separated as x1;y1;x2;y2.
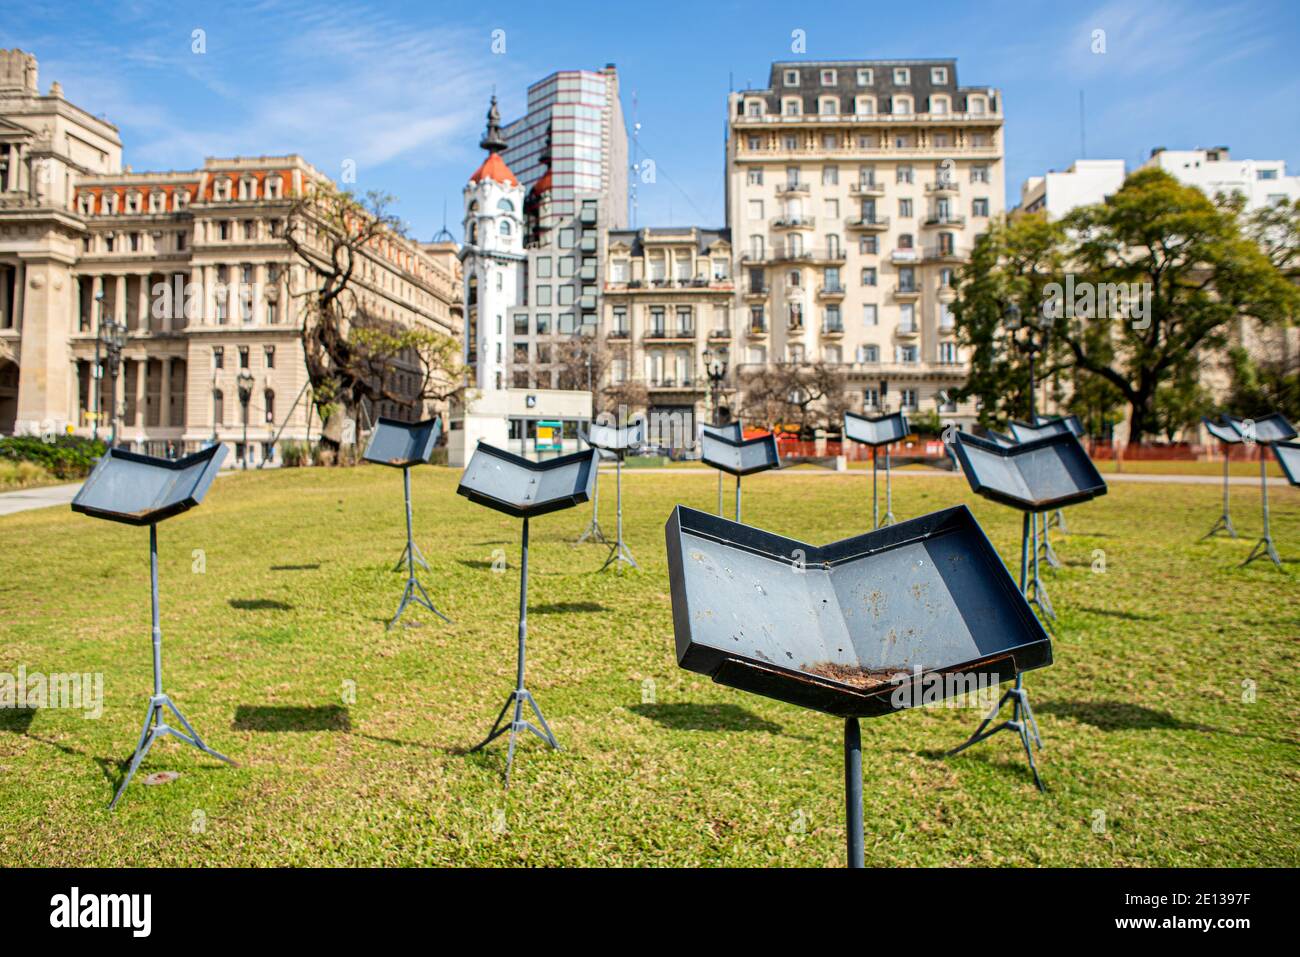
1;466;1297;867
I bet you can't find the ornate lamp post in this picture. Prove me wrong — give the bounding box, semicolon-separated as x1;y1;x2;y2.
92;291;106;442
97;315;126;447
237;369;254;470
703;345;729;426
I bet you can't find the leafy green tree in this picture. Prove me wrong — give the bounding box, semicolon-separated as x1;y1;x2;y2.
1059;169;1299;442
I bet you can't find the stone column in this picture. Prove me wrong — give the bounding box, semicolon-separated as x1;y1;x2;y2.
91;275;104;331
114;275;126;327
254;263;266;325
133;357;146;428
160;357;172;428
137;274;149;332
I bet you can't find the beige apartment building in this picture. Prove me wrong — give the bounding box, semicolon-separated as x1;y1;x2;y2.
0;49;461;463
725;59;1004;423
601;227;733;422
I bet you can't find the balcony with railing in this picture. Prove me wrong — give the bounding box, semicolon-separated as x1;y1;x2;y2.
849;181;886;196
747;319;769;337
772;215;816;230
923;213;966;228
924;244;969;263
892;284;921;301
846;214;890;231
894;320;920;336
890;247;921;264
816;284;846;300
776;181;810;194
925;180;961;195
820;320;845;337
709;327;732;340
743;281;770;299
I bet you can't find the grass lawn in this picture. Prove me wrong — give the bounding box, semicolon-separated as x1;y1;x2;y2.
1;465;1297;867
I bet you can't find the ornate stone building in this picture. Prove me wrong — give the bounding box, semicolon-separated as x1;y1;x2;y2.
0;49;461;462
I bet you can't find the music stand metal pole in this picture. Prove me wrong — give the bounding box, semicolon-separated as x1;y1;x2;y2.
717;471;723;517
1038;511;1061;568
109;524;235;810
1242;453;1282;569
471;516;561;786
944;510;1045;792
883;444;896;526
576;459;609;545
845;716;864;868
1027;510;1056;621
392;465;429;571
871;447;879;529
736;475;742;524
388;466;450;629
1203;444;1236;540
600;455;638;571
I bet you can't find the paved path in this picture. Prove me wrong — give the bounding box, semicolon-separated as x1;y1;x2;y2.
1;465;1290;519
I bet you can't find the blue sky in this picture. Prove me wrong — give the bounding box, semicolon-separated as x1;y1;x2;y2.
3;0;1297;239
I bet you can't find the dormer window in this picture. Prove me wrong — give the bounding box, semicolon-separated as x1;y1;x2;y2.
106;193;120;214
238;178;255;200
149;191;166;213
745;99;764;116
78;194;94;216
820;69;837;86
931;67;948;84
968;95;987;114
782;97;801;116
931;95;949;115
497;198;515;212
175;190;189;209
854;95;875;115
265;176;283;199
125;192;142;214
783;69;800;87
856;68;873;85
892;95;913;115
818;96;839;115
213;178;232;201
893;67;910;85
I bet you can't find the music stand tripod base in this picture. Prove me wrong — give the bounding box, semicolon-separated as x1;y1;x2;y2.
70;444;236;810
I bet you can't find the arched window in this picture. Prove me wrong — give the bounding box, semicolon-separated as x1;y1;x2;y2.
213;389;224;427
499;220;511;236
467;222;478;244
826;233;841;257
497;198;514;212
264;389;275;423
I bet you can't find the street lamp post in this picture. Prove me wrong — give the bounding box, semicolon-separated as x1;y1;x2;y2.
97;314;126;447
237;370;254;470
703;346;730;514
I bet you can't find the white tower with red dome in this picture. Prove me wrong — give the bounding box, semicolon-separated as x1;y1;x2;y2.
461;96;525;391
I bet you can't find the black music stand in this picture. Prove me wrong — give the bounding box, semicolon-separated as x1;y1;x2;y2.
1225;413;1298;569
1201;416;1245;540
72;444;234;809
457;442;598;785
701;422;743;516
665;504;1052;863
363;416;448;628
700;427;779;524
844;410;909;528
585;422;644;572
574;439;616;546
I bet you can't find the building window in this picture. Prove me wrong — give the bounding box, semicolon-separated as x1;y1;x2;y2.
213;389;224;426
536;286;552;306
899;198;913;218
264;345;275;368
264;390;275;423
1257;168;1279;180
822;166;839;186
972;198;990;217
863;304;878;326
939;341;959;363
896;165;914;184
535;257;552;278
857;344;879;364
968;96;987;114
558;228;574;248
748;199;764;220
536;313;551;334
892;96;912;115
746;101;763;117
859;235;878;255
856;68;873;85
213;346;224;369
783;134;798;150
499;220;512;236
611;258;629;281
782;98;801;116
784;69;800;86
901;387;918;408
931;67;948;84
266;301;278;324
558;256;575;278
239;346;250;369
861;267;877;286
971;164;990;184
893;67;910;85
820;69;837;86
819;97;839;115
931;96;949;115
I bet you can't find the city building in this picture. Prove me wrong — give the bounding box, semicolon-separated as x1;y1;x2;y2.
602;226;733;424
500;66;629;235
726;59;1005;425
0;49;461;462
454;98;593;464
1017;159;1126;218
1142;146;1300;210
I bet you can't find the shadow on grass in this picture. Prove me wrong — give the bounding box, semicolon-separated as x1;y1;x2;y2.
1076;606;1159;622
270;563;321;571
458;559;497;571
0;706;38;734
630;703;782;734
233;705;351;732
229;598;294;611
531;602;609;614
1035;700;1217;733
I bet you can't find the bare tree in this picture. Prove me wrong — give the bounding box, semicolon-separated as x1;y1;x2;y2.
739;362;850;434
284;184;464;456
